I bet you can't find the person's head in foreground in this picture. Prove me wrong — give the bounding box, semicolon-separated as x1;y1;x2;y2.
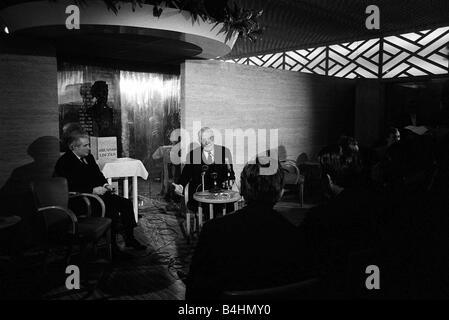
240;156;285;207
386;126;401;147
338;135;359;156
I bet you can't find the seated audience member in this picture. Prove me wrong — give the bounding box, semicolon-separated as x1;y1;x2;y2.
338;135;370;175
318;135;362;171
386;127;401;146
381;133;435;194
376;135;446;298
374;127;400;161
318;140;364;193
338;135;359;160
304;155;383;296
318;143;342;166
185;156;316;300
371;127;401;187
54;130;146;255
313;157;381;249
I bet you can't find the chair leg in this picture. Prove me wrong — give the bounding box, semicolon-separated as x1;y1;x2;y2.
198;211;203;232
79;243;88;281
35;247;51;298
105;229;112;262
186;212;191;237
64;244;73;265
299;183;304;208
81;231;113;300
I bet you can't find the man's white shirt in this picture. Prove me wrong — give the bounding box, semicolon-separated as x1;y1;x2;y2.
203;149;214;163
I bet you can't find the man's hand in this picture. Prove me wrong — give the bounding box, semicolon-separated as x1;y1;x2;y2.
172;183;184;196
103;184;115;192
93;186;108;195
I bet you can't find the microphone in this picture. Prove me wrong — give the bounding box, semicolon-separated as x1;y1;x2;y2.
201;165;209;192
225;157;232;190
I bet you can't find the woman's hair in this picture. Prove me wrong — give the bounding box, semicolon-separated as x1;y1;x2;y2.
240;156;285;205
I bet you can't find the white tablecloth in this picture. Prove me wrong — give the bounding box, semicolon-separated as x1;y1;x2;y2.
99;158;148;222
100;158;148;179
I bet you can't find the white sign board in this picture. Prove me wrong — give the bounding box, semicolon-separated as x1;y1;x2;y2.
90;136;117;163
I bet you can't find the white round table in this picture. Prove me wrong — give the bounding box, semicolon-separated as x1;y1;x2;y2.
193;190;241;229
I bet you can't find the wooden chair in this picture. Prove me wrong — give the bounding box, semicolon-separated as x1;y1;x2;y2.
221;278;322;300
181;183;202;241
280;160;305;207
30;177;112;297
296;152;309;165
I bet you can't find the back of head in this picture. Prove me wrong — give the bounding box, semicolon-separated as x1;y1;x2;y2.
240;156;284;206
27;136;60;162
338;135;359;155
385;126;400;146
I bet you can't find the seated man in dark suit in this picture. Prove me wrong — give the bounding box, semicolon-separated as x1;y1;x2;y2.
54;130;146;254
185;156;316;300
173;127;235;211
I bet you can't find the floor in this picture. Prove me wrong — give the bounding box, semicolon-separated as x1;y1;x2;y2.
0;178;315;300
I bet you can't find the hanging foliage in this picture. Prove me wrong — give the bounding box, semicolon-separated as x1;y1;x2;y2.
49;0;264;41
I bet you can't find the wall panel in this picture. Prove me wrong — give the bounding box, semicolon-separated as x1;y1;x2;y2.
181;60;355;179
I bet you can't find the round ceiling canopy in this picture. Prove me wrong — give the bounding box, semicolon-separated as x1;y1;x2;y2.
0;0;238;62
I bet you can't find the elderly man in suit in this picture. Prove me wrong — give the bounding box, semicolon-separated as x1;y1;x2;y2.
173;127;235;211
54;130;146;254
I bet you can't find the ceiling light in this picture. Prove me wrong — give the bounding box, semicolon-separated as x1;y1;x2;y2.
4;26;9;34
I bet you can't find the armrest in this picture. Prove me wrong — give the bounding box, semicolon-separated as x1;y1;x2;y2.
180;182;189;212
281;160;301;185
37;206;78;235
69;193;106;217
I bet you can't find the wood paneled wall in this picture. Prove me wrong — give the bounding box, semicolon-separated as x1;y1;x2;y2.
0;53;59;190
181;60;355;179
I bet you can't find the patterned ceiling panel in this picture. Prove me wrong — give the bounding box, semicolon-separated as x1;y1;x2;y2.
382;27;449;78
228;0;449;58
223;25;449;79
